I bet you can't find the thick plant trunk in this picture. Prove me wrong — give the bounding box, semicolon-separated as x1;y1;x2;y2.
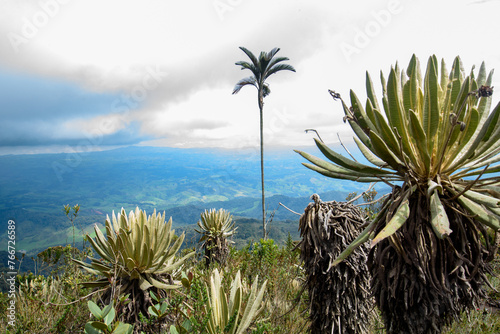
101;276;163;324
369;190;494;334
204;237;229;268
299;195;373;333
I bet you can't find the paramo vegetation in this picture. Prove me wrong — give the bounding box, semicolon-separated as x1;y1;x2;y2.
1;53;500;334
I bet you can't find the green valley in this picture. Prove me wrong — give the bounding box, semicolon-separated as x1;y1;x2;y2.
0;145;376;255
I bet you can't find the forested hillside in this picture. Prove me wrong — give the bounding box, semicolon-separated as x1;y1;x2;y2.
0;146;380;254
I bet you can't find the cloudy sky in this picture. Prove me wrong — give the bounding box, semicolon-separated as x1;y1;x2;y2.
1;0;499;155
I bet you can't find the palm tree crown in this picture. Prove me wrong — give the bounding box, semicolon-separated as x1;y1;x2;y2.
232;47;296;100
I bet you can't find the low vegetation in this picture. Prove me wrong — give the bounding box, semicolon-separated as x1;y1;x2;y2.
0;208;309;333
1;205;498;333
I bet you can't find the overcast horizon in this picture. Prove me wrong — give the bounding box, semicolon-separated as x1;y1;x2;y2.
1;0;500;155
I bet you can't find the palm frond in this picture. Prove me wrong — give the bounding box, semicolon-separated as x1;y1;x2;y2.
238;46;259;69
266;56;291;72
265;63;296;79
235;61;260;80
232;77;257;95
258;48;281;74
265;47;280;61
258;51;269;74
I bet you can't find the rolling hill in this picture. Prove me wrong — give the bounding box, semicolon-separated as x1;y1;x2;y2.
0;145;387;254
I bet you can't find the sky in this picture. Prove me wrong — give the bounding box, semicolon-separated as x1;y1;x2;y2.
1;0;500;155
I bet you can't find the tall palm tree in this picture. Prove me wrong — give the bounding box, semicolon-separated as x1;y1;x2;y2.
233;46;295;239
296;55;500;333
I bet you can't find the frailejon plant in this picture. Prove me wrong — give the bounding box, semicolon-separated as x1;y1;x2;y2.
205;269;267;334
73;207;195;323
196;208;237;267
296;55;500;333
299;195;373;333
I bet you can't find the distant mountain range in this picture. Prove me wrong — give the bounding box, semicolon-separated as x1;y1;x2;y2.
0;145;389;253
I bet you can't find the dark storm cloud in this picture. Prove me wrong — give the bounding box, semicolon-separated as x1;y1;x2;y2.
0;121;150;147
0;68;150;147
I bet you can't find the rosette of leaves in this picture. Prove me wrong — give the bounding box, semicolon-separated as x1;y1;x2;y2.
296;55;500;333
195;208;237;267
73;207;195;322
204;269;267;334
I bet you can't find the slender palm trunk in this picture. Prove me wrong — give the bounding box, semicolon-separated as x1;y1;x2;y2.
258;90;266;239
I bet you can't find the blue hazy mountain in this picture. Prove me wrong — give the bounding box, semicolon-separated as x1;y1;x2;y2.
0;145;385;251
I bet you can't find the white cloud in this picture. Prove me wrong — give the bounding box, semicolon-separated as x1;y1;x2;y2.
1;0;500;154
